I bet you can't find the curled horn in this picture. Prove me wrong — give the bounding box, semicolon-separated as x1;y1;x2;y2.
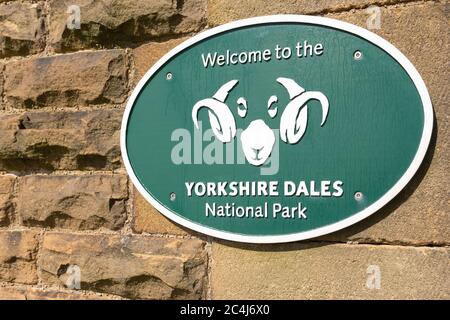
277;77;329;144
192;80;239;143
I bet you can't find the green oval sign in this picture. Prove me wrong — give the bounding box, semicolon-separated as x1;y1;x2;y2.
121;15;433;243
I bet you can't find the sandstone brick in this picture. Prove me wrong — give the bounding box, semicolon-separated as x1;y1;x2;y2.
0;63;4;102
39;232;207;299
0;286;120;300
133;37;188;81
207;0;413;26
0;230;39;285
0;1;45;57
25;287;121;300
0;110;122;171
0;286;26;300
49;0;206;52
3;50;129;109
17;175;128;231
211;242;450;299
133;189;189;236
0;175;15;226
318;2;449;245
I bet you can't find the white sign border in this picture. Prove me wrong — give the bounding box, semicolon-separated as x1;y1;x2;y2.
121;15;433;244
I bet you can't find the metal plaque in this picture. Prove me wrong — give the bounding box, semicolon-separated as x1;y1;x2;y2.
121;15;433;243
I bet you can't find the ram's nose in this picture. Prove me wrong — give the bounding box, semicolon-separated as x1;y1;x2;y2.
241;119;275;166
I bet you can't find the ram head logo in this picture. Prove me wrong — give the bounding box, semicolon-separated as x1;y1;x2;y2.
192;77;329;166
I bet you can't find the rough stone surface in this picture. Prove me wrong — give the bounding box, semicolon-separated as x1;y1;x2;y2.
49;0;206;52
39;232;207;299
207;0;414;26
17;175;128;231
0;286;26;299
133;190;188;236
0;230;39;285
211;242;450;299
4;50;129;109
318;2;450;245
132;37;187;81
0;286;121;300
0;175;15;226
0;110;122;172
0;62;4;99
25;287;121;300
0;2;45;57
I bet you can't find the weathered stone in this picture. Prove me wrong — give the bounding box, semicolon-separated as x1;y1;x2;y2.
318;2;449;245
0;286;26;300
133;190;188;236
211;242;450;299
0;2;45;57
0;175;15;226
4;50;129;109
17;175;128;231
0;63;4;105
49;0;206;52
0;230;39;285
39;232;207;299
0;110;122;172
0;286;121;300
25;288;122;300
207;0;413;26
133;37;187;81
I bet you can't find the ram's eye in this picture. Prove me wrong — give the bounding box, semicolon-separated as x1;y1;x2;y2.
267;95;278;118
237;97;248;118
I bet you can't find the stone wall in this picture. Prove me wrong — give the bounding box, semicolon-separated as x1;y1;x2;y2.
0;0;448;300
